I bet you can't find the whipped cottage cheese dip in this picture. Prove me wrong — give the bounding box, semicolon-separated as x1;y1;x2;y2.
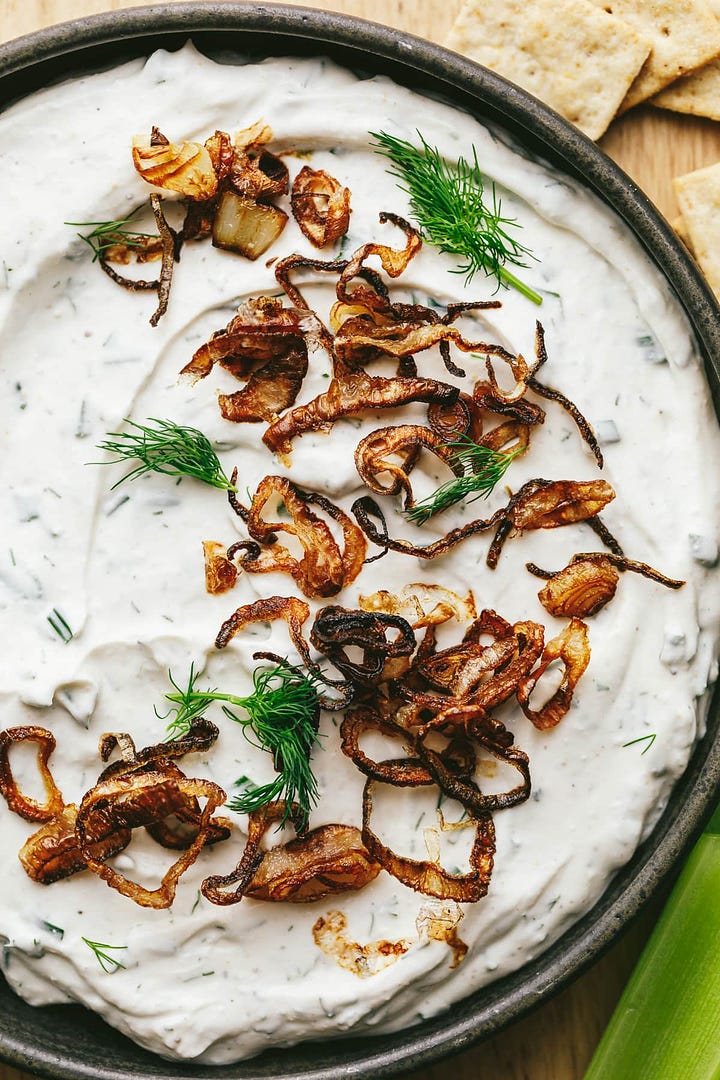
1;43;719;1064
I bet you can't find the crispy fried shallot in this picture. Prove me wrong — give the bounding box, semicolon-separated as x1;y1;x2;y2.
362;778;495;902
359;583;477;629
312;909;410;976
263;361;458;457
96;722;232;851
529;552;685;618
354;425;462;511
203;540;238;595
517;618;591;730
76;772;226;908
18;805;130;886
132;129;218;200
0;726;65;822
416;900;468;968
225;476;366;598
291;166;351;248
201;801;380;905
351;479;613;567
486;479;616;569
310;606;417;684
181;297;314;422
0;727;129;886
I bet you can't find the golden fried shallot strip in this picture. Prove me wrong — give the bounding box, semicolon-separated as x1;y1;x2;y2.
202;801;380;905
362;777;495;902
76;772;226;909
517;618;591;730
0;726;65;822
355;425;462;511
19;805;131;886
225;476;367;599
291;166;351;248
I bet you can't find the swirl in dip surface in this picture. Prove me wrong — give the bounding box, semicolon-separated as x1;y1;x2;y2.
0;43;719;1064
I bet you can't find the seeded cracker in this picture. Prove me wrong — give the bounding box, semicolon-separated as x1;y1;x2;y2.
651;0;720;120
445;0;650;141
674;162;720;298
586;0;720;110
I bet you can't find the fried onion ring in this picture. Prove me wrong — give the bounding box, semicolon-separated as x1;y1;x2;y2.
0;727;65;822
517;618;591;730
226;476;366;598
362;777;495;902
76;772;226;909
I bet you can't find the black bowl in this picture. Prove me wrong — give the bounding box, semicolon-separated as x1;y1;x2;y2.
1;5;719;1079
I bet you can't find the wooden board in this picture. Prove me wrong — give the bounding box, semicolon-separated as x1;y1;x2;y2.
1;3;718;1080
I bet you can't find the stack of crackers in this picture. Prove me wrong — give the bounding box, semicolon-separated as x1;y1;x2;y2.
447;0;720;302
446;0;720;140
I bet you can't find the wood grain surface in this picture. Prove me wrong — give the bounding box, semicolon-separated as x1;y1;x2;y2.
2;2;719;1079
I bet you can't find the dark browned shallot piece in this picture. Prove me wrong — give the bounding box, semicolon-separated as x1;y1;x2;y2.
354;425;463;513
0;726;132;885
201;801;381;905
291;165;351;248
221;475;366;599
362;778;496;903
214;595;351;709
528;552;685;618
76;772;226;909
517;618;591;730
181;296;316;424
351;478;616;567
310;606;417;684
95;721;232;851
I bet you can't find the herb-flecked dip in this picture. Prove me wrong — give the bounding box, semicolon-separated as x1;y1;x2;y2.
1;44;719;1064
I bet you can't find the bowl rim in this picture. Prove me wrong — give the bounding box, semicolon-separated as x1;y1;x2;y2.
1;4;720;1079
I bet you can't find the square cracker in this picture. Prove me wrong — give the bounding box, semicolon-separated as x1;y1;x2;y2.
445;0;651;141
651;0;720;118
674;162;720;298
586;0;720;110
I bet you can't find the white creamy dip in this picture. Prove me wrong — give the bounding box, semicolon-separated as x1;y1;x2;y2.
1;44;719;1064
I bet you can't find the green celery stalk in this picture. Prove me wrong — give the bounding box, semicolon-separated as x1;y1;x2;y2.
584;803;720;1080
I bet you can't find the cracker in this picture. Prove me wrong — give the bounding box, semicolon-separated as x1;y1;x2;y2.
674;162;720;297
445;0;651;141
586;0;720;110
651;60;720;120
651;1;720;119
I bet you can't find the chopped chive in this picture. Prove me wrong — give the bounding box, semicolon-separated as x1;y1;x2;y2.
47;608;73;643
622;733;656;754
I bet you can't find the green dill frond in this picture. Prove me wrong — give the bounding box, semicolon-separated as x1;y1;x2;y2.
96;418;236;492
406;435;521;525
81;937;127;973
162;662;322;827
370;130;542;305
65;207;157;262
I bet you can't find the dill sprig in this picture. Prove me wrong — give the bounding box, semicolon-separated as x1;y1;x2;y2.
66;207;157;262
162;662;322;827
81;937;127;973
96;418;237;492
406;435;521;525
371;130;542;305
